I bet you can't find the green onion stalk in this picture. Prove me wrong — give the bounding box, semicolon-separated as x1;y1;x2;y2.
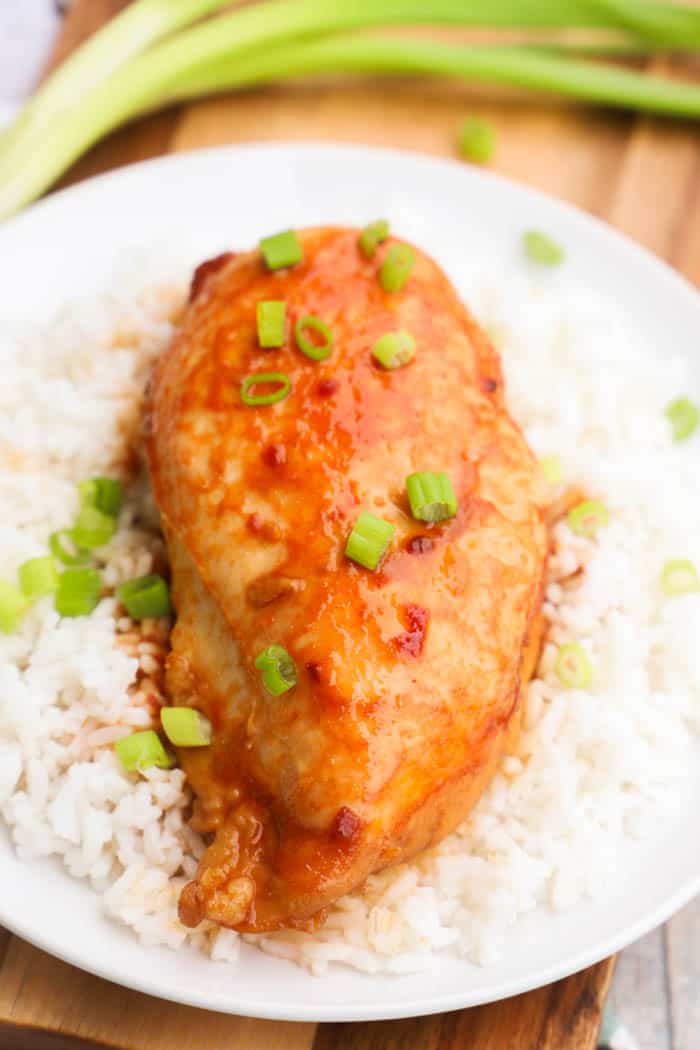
1;0;700;219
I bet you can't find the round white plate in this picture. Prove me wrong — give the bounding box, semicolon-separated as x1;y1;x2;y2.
1;144;699;1022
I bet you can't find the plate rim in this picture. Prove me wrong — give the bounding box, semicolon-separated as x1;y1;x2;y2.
1;140;699;1022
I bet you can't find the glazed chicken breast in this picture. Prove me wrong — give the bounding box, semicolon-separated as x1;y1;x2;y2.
146;226;548;933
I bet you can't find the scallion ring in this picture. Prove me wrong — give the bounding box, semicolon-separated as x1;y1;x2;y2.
54;567;101;618
567;500;609;539
255;644;297;696
295;315;334;361
406;472;458;523
18;556;59;600
161;707;212;747
115;730;173;773
458;118;495;164
665;397;699;442
0;580;30;634
539;455;563;485
79;476;123;517
49;529;90;566
345;511;396;571
241;372;291;406
380;244;415;293
256;300;286;348
260;229;303;270
359;219;389;259
523;230;564;266
556;642;593;689
70;505;116;549
660;559;700;596
371;330;416;370
117;574;172;620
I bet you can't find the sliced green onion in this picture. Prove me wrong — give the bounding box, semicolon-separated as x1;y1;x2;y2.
70;505;117;550
523;230;564;266
295;315;334;361
660;558;700;596
540;455;563;484
114;730;173;773
359;219;390;258
665;397;699;442
256;300;286;348
241;372;291;406
55;567;101;618
371;330;416;370
380;244;416;293
161;707;212;747
79;476;123;517
556;642;593;689
260;229;302;270
567;499;609;539
254;644;297;696
458;117;495;163
345;511;396;571
49;529;90;566
406;471;458;523
18;556;59;600
117;574;171;620
0;580;30;634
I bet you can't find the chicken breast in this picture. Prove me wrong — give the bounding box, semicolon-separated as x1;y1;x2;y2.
145;227;548;933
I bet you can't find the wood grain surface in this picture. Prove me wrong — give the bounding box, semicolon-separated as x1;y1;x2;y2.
1;1;699;1047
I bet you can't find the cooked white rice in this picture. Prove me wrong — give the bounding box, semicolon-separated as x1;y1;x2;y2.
1;260;699;976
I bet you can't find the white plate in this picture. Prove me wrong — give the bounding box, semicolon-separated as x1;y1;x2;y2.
1;144;699;1022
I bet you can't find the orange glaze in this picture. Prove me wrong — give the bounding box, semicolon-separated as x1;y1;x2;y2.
146;227;549;932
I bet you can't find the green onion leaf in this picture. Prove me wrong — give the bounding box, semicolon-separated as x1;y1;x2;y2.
70;505;117;550
567;499;609;539
371;330;416;370
254;644;297;696
359;219;390;258
540;455;563;484
660;558;700;596
458;117;495;164
523;230;564;266
49;530;90;566
114;730;173;773
161;707;212;747
55;567;101;618
295;314;334;361
406;471;458;523
79;476;123;517
241;372;291;406
256;300;286;348
665;397;699;442
556;642;593;689
0;580;30;634
18;556;59;600
380;244;415;293
345;511;396;570
117;574;171;620
260;229;302;270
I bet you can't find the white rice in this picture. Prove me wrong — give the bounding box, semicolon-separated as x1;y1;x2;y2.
1;260;699;976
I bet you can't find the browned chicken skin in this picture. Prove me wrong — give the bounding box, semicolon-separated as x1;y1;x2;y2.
145;227;548;933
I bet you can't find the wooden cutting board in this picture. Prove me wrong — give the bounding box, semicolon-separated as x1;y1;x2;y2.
1;2;698;1047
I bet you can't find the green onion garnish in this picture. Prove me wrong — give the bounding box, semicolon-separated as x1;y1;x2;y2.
556;642;593;689
49;530;90;566
241;372;291;406
117;574;171;620
161;707;212;747
406;471;458;523
665;397;699;442
260;229;302;270
18;556;59;600
567;500;609;539
359;219;390;259
540;455;563;485
458;117;495;164
345;511;396;571
70;505;117;550
78;476;123;517
254;644;297;696
256;300;286;348
0;580;30;634
295;315;334;361
523;230;565;266
660;558;700;596
380;244;416;293
54;567;101;618
371;330;416;370
114;730;173;773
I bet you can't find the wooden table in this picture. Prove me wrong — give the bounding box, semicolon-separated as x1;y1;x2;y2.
1;2;698;1048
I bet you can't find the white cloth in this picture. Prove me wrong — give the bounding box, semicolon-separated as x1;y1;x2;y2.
0;1;67;124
